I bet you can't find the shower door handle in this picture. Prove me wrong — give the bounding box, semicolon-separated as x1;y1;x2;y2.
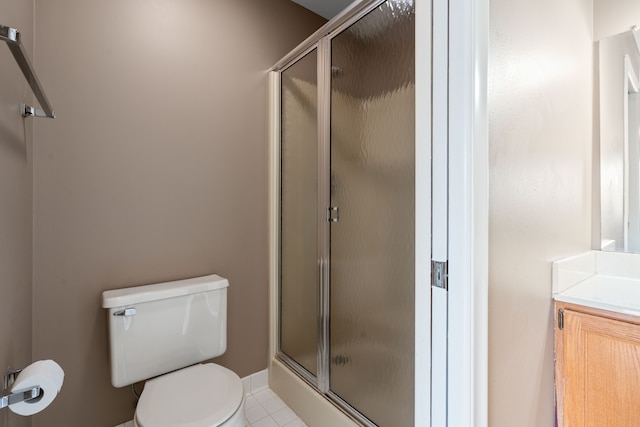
327;206;339;223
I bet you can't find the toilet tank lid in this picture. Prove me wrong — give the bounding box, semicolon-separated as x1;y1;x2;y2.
102;274;228;308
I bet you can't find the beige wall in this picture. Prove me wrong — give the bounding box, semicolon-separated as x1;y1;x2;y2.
488;0;593;426
31;1;325;425
0;2;34;427
594;0;640;40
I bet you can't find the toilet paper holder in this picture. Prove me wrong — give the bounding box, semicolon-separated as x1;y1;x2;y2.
3;367;21;390
0;385;42;409
0;367;42;410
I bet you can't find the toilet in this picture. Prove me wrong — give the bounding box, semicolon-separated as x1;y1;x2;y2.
102;274;245;427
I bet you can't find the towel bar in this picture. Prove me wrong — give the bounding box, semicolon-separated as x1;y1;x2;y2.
0;24;55;118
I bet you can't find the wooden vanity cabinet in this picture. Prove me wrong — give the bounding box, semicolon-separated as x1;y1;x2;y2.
555;302;640;427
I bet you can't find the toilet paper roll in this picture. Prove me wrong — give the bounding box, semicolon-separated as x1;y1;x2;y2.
9;360;64;416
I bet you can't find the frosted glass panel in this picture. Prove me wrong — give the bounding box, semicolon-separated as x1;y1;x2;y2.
329;2;415;426
280;50;318;376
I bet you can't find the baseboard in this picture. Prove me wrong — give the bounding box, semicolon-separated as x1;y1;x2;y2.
241;368;269;395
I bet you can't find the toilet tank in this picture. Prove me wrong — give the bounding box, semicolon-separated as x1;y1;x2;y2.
102;274;228;388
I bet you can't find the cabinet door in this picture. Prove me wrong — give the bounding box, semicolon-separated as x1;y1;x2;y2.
559;309;640;427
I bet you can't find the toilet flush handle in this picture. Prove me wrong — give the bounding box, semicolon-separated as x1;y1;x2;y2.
113;307;136;317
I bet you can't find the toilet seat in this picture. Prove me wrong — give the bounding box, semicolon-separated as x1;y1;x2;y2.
135;363;244;427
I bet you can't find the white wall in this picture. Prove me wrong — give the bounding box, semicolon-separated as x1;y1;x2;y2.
488;0;593;425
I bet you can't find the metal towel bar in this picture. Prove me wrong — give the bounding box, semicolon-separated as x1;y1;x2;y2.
0;24;55;118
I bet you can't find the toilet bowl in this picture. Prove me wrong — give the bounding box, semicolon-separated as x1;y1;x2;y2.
102;274;245;427
133;364;245;427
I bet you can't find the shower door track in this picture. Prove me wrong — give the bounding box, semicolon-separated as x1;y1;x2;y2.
276;351;376;427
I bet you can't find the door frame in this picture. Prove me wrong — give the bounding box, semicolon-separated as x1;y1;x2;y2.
447;0;489;422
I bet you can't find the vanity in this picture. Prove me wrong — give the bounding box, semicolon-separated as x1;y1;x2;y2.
553;250;640;426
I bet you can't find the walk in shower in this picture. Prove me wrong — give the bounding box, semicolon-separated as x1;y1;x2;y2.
273;1;415;426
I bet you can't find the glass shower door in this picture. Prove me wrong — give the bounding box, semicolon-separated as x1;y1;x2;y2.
328;2;415;426
280;49;319;378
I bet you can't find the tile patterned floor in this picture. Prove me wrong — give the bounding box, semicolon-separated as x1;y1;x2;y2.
244;388;307;427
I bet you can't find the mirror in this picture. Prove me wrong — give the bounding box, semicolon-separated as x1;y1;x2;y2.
600;27;640;252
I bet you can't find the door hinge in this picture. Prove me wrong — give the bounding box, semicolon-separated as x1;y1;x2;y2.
558;308;564;330
431;260;448;290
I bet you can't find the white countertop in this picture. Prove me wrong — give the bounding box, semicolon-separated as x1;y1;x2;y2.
552;250;640;316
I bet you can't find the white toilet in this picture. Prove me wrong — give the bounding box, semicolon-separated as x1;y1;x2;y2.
102;274;245;427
